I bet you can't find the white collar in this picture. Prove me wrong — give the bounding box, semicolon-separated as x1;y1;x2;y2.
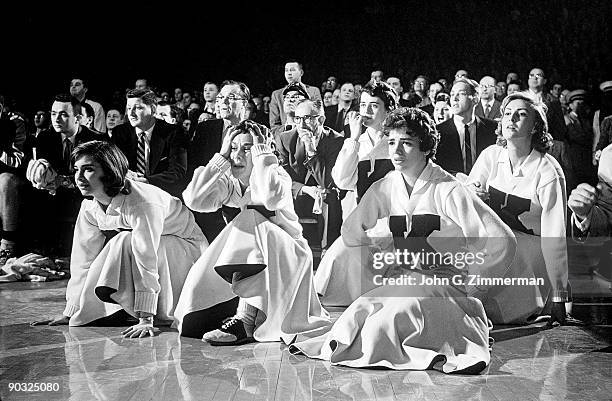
136;121;156;139
453;115;476;132
61;130;77;144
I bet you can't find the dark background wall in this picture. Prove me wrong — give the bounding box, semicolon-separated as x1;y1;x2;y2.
2;0;610;114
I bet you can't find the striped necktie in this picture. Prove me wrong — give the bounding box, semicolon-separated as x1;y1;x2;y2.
136;132;147;175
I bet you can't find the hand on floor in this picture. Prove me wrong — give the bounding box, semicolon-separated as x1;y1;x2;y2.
121;322;160;338
30;315;70;326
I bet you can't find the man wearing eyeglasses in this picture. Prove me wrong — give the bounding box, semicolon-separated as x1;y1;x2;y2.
280;84;309;128
277;99;344;250
475;76;502;121
188;80;251;240
435;78;497;175
269;61;321;134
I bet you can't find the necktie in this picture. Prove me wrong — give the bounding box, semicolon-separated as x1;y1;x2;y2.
63;138;73;171
464;124;473;172
484;104;491;118
136;133;147;175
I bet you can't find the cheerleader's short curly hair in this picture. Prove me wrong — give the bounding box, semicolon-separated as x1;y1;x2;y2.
382;107;440;159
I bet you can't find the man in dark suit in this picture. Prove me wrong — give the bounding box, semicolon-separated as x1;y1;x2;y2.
527;68;567;142
25;94;109;255
435;78;497;175
324;82;358;135
527;67;575;189
269;61;321;133
187;80;250;241
278;99;344;249
111;89;188;198
475;76;502;121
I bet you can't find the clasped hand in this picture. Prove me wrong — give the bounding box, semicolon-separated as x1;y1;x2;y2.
298;130;317;154
26;159;59;192
568;183;601;219
301;185;325;199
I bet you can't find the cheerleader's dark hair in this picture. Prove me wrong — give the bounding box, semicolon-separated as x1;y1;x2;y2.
361;81;399;111
495;92;553;153
70;140;131;197
382;107;440;160
233;120;280;159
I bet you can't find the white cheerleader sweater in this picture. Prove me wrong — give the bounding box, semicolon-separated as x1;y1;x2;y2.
64;180;203;317
342;161;516;298
468;145;569;302
183;144;303;240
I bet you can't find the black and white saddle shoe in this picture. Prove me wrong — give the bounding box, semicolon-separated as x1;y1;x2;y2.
202;316;255;346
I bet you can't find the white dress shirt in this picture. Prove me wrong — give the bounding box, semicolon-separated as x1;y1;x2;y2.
453;115;476;172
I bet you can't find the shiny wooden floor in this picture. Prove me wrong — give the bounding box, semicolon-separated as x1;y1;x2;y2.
1;272;611;400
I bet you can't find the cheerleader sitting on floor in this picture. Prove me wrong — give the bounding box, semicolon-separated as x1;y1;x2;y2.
290;108;516;373
32;141;207;338
173;120;331;345
467;92;579;325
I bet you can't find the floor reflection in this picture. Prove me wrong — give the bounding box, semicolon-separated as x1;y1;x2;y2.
1;280;611;400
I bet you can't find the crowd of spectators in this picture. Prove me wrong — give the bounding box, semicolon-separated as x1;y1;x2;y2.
0;0;610;266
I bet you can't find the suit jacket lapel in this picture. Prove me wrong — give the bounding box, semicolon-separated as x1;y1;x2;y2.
148;123;164;174
475;103;484;118
492;100;501;119
447;121;462;169
128;126;138;167
289;130;307;181
475;117;487;154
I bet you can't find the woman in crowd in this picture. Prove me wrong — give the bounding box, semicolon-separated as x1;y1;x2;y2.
314;81;397;306
467;92;569;324
173;120;330;345
32;141;206;337
433;93;452;124
290;107;516;373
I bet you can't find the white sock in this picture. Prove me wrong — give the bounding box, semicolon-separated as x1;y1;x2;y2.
235;299;257;336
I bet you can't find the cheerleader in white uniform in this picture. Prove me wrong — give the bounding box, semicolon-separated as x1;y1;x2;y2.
290;108;516;373
467;92;571;325
315;82;397;306
32;141;206;338
174;120;330;345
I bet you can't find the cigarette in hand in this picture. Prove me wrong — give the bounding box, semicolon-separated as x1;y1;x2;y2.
33;147;37;160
